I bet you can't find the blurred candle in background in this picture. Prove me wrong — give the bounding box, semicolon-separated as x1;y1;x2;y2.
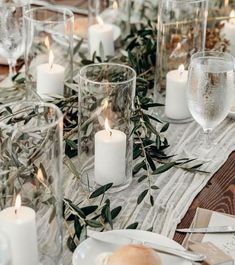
165;64;191;120
88;16;114;58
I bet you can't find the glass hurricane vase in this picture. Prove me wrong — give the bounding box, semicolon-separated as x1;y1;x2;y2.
156;0;208;93
0;102;63;265
77;63;136;193
24;6;74;100
155;0;208;123
88;0;130;38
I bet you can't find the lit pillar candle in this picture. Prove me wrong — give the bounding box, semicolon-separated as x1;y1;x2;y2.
94;118;126;186
0;194;38;265
165;64;191;120
37;38;65;99
88;16;114;58
222;10;235;56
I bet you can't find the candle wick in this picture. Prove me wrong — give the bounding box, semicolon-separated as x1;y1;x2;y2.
109;131;112;137
15;209;17;215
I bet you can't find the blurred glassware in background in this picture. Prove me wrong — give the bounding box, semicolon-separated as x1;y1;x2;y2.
88;0;131;36
0;0;29;78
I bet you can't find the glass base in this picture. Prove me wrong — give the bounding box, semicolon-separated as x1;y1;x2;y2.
39;256;61;265
183;130;221;161
1;76;14;88
162;114;193;124
153;92;193;124
80;168;132;193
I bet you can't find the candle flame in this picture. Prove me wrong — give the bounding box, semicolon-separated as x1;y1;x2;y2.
102;98;109;110
49;50;54;69
113;1;118;9
37;168;44;182
45;36;50;50
176;21;179;29
176;42;181;50
224;0;229;7
230;10;235;24
105;118;112;136
178;64;185;77
15;194;21;214
96;16;104;26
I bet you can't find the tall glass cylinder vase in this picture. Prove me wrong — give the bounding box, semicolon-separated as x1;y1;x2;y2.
0;102;63;265
156;0;208;123
77;63;136;193
207;0;235;56
24;7;74;100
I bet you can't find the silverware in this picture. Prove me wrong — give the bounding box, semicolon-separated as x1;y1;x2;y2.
176;225;235;234
87;230;206;262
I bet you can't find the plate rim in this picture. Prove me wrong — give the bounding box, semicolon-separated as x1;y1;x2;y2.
228;110;235;118
72;229;190;265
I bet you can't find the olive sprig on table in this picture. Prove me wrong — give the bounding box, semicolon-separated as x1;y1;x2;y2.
58;21;208;250
2;19;207;252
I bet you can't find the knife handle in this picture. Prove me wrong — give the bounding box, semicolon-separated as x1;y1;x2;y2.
145;242;206;262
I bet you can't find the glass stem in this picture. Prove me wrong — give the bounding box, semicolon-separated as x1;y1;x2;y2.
204;129;212;149
8;59;17;79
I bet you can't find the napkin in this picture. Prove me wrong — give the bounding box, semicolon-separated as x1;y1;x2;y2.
183;208;235;261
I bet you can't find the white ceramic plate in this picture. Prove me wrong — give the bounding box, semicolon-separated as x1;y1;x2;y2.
72;229;192;265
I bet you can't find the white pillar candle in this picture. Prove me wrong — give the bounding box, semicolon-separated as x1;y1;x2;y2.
37;49;65;99
0;195;38;265
222;10;235;56
94;119;126;186
165;64;191;120
88;16;114;58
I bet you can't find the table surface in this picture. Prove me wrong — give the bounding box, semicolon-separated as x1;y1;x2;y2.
1;61;234;245
174;151;235;244
0;0;234;250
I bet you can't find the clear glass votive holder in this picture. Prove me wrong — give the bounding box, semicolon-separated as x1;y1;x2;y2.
156;0;208;123
88;0;130;54
77;63;136;193
24;6;74;99
88;0;130;27
0;102;63;265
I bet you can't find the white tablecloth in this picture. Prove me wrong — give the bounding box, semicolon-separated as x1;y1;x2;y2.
63;117;235;264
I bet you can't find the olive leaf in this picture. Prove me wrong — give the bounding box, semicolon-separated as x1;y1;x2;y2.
67;236;77;252
137;189;148;204
89;183;113;199
126;222;139;229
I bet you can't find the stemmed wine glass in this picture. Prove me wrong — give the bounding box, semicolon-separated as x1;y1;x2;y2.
186;51;234;158
0;0;29;78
